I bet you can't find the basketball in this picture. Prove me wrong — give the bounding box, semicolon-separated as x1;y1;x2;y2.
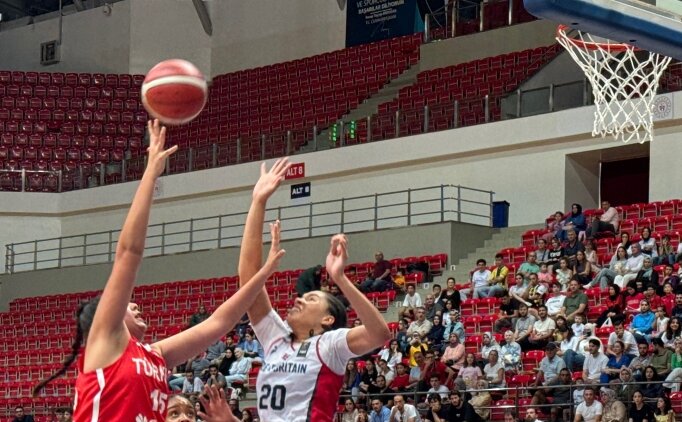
141;59;208;125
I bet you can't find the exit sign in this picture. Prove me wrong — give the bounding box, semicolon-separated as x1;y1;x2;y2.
285;163;305;180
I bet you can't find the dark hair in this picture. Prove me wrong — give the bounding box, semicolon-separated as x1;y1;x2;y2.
209;364;218;370
583;386;596;394
432;283;441;290
538;305;548;312
656;396;672;415
449;390;463;399
323;292;348;331
33;296;101;396
666;317;682;340
477;259;487;266
495;253;504;259
608;284;621;300
652;338;664;347
572;203;583;215
428;393;442;403
644;365;659;380
588;338;601;348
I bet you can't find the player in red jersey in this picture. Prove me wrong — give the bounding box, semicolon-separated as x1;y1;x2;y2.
33;120;285;422
237;158;392;421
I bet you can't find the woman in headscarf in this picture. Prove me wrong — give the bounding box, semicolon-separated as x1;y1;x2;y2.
500;330;522;374
611;367;637;403
600;387;627;422
480;331;501;365
426;314;446;351
469;379;492;420
560;204;586;241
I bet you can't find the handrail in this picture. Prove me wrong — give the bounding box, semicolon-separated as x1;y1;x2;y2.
4;183;495;273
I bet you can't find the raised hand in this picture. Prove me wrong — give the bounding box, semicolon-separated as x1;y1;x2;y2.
145;119;178;177
325;234;348;280
197;385;239;422
253;158;291;204
262;220;286;275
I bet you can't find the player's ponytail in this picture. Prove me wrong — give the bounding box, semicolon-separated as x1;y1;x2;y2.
33;296;100;396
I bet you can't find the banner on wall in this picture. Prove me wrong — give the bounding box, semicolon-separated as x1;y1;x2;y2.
346;0;419;47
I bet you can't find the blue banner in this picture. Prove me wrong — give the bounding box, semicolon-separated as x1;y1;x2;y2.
346;0;419;47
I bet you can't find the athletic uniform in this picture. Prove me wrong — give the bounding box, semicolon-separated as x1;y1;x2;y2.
253;310;357;422
74;337;170;422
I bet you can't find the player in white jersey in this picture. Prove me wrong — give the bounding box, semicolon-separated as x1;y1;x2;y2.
237;159;393;422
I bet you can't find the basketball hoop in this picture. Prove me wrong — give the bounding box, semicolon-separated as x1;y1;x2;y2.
556;24;672;143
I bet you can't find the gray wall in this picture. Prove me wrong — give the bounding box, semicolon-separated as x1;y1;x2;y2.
0;221;494;311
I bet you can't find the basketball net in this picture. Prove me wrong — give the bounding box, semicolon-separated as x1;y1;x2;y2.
556;25;672;143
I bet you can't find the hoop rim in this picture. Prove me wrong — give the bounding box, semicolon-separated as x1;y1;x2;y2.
556;24;634;52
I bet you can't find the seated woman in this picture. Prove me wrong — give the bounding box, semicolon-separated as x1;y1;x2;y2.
629;390;654;422
425;315;446;352
455;352;482;391
653;397;675;422
600;340;631;384
559;203;587;241
572;250;593;286
596;285;624;327
640;366;664;403
483;350;506;388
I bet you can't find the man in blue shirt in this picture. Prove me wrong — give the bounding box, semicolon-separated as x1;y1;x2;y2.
630;299;656;343
369;398;391;422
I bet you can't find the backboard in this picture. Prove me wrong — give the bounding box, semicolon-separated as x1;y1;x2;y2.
523;0;682;60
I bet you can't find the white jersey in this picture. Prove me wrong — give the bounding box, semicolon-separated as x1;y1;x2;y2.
252;310;357;422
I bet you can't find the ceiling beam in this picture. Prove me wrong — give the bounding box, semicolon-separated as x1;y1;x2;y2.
191;0;212;36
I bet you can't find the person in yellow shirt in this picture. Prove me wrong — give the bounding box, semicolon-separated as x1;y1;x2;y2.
487;253;510;297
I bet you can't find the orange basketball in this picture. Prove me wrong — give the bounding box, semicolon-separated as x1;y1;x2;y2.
141;59;207;125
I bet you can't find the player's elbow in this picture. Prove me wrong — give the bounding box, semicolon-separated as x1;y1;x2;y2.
376;325;392;343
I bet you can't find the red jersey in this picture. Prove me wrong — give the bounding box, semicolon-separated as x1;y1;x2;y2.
74;338;170;422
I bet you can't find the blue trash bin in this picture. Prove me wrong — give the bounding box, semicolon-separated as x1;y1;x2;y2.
492;201;510;228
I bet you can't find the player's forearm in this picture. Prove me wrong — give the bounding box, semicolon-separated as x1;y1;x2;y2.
238;200;266;285
117;171;156;257
335;274;391;341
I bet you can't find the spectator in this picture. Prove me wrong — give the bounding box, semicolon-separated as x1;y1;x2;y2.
505;410;520;422
518;252;541;283
225;348;251;389
424;394;447;422
563;229;585;267
432;283;443;305
455;352;483;390
397;319;410;353
180;369;204;394
599;387;627;422
612;367;637;403
217;348;236;376
369;398;392;422
238;331;263;362
228;398;241;418
389;394;421;422
441;332;466;370
500;330;522;373
546;282;566;319
389;362;410;392
513;304;537;345
461;259;492;299
426;315;445;351
57;408;73;422
480;331;501;363
559;279;588;323
510;274;530;308
495;294;519;333
556;257;574;292
295;264;323;296
341;399;359;422
241;409;254;422
483;350;506;388
630;300;655;343
489;253;510;297
445;390;481;422
596;285;624;327
377;360;396;385
546;237;565;272
629;342;652;381
330;284;350;308
593;244;626;288
408;334;429;367
536;239;551;265
637;260;659;292
525;273;548;315
660;269;679;296
562;323;601;370
342;359;362;400
554;315;570;342
443;310;465;345
469;380;492;420
546;212;566;242
655;235;677;266
650;338;672;378
629;390;654;422
426;375;449;400
662;338;682;391
189;304;209;327
531;343;566;392
379;340;403;370
623;282;645;316
639;227;657;258
574;386;603;422
671;294;682;319
661;316;682;350
420;350;455;392
546;368;573;422
368;375;395;406
584;240;600;272
170;353;210;391
572;250;593;286
600;340;630;384
400;284;423;319
407;308;433;340
359;359;379;398
206;338;227;362
571;314;585;338
614;243;645;289
360;251;393;293
423;294;444;321
606;321;638;360
524;408;542;422
12;406;35;422
587;200;620;238
441;277;461;311
560;203;587;241
582;338;608;383
537;263;553;285
519;305;556;350
653;397;675;422
206;364;227;391
641;366;664;401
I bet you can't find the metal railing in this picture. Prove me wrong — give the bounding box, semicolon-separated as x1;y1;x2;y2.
4;184;495;273
500;79;592;119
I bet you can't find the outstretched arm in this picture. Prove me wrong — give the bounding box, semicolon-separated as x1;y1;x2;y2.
154;227;285;367
85;120;177;370
238;159;291;325
327;235;392;355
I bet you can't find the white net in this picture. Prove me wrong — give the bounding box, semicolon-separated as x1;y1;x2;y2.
557;26;672;143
